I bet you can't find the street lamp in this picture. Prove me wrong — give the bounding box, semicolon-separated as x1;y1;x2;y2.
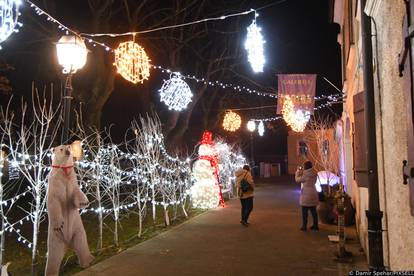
247;120;256;167
56;35;88;143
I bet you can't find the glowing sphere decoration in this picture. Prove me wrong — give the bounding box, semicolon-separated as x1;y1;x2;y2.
245;16;265;73
114;41;150;84
222;111;241;132
159;73;193;111
281;96;310;132
247;120;256;132
258;121;265;136
0;0;21;47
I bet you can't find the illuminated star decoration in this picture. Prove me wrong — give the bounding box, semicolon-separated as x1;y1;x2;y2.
258;121;265;136
114;41;150;84
159;73;193;111
281;96;310;132
222;111;242;132
0;0;22;48
244;12;265;73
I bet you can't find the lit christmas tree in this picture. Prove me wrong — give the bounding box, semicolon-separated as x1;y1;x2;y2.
190;131;224;209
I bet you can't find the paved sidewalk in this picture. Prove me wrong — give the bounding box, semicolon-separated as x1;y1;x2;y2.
75;178;367;276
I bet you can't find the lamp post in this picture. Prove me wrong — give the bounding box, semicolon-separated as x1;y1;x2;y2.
56;35;88;144
247;120;256;166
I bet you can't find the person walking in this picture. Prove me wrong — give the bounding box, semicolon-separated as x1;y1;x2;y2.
295;161;319;231
235;165;254;226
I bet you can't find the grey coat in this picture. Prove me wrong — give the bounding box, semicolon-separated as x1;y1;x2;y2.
295;168;318;207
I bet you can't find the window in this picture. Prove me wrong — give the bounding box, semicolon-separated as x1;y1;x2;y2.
298;141;308;157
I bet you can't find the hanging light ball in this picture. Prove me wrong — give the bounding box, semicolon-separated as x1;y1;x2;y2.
159;73;193;111
0;0;21;47
258;121;265;136
245;15;265;73
247;120;256;132
282;96;310;132
114;41;150;84
222;111;241;132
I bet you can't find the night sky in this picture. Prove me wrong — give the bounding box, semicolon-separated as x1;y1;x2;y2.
0;0;341;160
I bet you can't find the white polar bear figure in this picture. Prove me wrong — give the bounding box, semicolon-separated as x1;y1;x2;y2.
45;145;94;276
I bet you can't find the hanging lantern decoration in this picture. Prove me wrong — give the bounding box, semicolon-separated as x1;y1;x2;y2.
247;120;256;132
222;111;241;132
159;73;193;111
0;0;21;48
114;41;150;84
258;121;265;136
245;13;265;73
282;96;310;132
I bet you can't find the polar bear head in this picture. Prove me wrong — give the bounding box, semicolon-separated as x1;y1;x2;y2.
52;145;74;167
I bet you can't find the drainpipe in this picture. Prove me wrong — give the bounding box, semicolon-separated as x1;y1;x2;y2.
360;0;384;270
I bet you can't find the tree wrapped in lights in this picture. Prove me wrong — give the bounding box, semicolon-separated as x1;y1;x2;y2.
281;96;310;132
0;88;62;273
222;111;241;132
215;140;246;198
245;13;265;73
114;41;150;84
159;73;193;111
190;131;223;209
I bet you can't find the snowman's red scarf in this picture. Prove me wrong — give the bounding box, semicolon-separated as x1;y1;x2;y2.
51;165;73;178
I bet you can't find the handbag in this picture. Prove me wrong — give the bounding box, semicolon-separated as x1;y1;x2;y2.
240;172;250;193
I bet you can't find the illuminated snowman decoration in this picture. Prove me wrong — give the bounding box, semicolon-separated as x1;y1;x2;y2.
190;132;222;209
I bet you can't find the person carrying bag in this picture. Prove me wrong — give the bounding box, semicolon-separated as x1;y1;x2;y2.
235;165;254;226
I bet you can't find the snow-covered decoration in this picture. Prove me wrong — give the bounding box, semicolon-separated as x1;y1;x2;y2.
190;131;223;209
315;171;340;192
222;111;241;132
0;0;21;48
114;41;150;84
245;14;265;73
159;73;193;111
282;96;310;132
258;121;265;136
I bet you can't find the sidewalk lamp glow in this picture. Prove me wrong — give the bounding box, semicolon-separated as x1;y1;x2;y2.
247;120;256;132
56;35;88;74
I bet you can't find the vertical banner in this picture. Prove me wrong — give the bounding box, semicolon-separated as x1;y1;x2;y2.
276;74;317;114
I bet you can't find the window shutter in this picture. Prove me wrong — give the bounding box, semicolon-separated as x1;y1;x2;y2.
353;92;368;187
399;0;414;215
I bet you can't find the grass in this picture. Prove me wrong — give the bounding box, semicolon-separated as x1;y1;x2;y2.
5;204;204;275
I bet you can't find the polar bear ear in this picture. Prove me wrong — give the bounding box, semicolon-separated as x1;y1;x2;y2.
51;147;55;153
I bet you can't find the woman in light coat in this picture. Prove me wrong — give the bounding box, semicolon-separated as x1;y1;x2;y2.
235;165;254;226
295;161;319;231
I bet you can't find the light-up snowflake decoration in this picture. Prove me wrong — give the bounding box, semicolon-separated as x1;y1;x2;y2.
245;15;265;73
159;73;193;111
258;121;265;136
0;0;21;47
282;96;310;132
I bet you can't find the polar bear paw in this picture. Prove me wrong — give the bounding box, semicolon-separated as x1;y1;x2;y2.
53;221;64;232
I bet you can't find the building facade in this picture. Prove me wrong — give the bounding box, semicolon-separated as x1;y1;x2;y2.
334;0;414;269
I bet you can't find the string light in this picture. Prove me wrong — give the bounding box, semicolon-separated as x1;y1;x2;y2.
282;96;310;132
159;73;193;111
258;121;265;136
0;0;22;48
245;12;265;73
222;111;242;132
114;41;150;84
